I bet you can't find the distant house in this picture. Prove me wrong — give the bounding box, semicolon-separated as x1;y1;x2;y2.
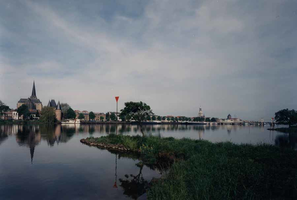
1;110;18;120
94;113;106;121
82;110;89;121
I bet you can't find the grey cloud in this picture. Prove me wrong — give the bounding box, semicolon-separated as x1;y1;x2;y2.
0;0;296;120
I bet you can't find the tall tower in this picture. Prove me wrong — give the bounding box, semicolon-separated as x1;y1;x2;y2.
55;101;62;121
198;108;204;117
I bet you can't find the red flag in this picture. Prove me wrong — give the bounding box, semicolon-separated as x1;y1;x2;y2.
113;182;118;188
115;96;119;102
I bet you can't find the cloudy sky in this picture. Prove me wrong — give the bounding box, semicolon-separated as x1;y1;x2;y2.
0;0;296;120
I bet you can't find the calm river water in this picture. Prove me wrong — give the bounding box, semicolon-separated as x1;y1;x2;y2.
0;124;294;199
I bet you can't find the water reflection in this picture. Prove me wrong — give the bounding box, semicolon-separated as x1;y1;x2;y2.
1;124;296;199
0;124;163;199
16;126;41;163
275;133;297;150
1;124;296;148
119;164;148;199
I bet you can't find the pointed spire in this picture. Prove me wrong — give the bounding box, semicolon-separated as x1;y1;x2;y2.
31;81;37;98
57;101;61;110
47;100;51;107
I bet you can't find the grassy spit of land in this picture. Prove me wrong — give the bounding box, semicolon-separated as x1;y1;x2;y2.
81;134;297;200
270;127;297;133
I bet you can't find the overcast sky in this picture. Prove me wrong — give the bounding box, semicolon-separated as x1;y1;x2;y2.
0;0;296;120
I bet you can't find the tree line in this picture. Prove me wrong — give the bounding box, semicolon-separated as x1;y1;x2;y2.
2;99;297;127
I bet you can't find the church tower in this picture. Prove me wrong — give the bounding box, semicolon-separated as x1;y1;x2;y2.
17;81;43;112
198;108;204;117
31;81;37;99
55;101;62;121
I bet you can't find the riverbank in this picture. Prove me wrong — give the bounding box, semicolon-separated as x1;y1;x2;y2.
268;127;297;133
81;134;297;199
80;121;207;125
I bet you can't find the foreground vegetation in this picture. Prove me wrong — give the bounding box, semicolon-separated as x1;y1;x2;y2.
84;134;297;200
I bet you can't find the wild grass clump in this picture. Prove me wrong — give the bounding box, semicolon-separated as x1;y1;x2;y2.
85;134;297;199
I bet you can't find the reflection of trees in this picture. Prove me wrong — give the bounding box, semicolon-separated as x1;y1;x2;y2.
40;125;56;146
0;127;8;145
275;133;297;150
62;126;76;137
110;125;116;133
119;165;148;200
40;125;73;146
119;125;131;134
107;151;167;199
78;127;84;133
89;126;95;135
211;126;219;131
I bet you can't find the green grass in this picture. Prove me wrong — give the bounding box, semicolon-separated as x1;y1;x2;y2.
85;135;297;200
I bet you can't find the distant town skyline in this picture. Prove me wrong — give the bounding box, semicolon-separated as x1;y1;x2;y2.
1;0;297;121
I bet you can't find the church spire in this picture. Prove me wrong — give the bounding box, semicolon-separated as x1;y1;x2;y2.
31;81;37;98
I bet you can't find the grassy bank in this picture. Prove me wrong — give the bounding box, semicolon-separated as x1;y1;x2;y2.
83;135;297;200
272;127;297;133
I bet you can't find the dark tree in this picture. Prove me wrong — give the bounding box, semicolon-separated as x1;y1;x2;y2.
146;115;151;121
66;107;76;119
100;116;104;122
120;101;153;123
40;107;56;124
78;113;85;119
61;103;70;118
162;116;166;120
157;116;162;121
197;117;204;122
106;112;110;121
89;111;95;120
120;101;154;136
110;113;117;121
152;116;156;120
211;117;217;122
0;100;10;115
275;109;297;127
17;104;30;119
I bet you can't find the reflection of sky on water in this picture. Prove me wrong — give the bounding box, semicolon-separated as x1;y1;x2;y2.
0;124;296;199
0;124;162;199
0;124;292;146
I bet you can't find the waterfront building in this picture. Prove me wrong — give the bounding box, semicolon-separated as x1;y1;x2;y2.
217;114;243;124
1;110;18;120
17;81;43;112
94;113;106;121
47;99;62;121
75;110;90;121
82;110;90;121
